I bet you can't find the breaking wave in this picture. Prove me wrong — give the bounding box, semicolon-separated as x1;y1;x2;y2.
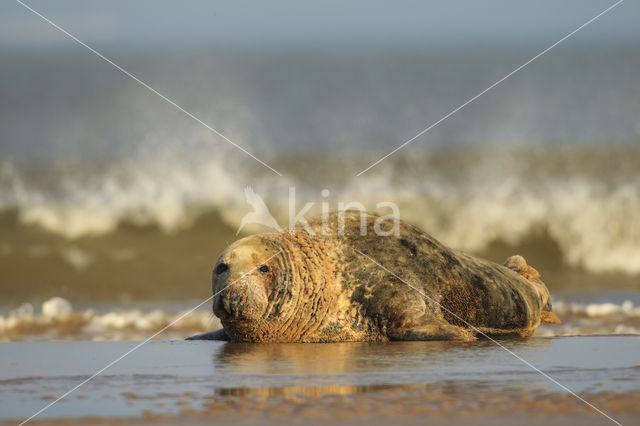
1;146;639;276
0;156;247;238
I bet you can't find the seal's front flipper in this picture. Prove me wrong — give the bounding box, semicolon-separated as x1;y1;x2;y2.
186;329;229;341
389;318;475;341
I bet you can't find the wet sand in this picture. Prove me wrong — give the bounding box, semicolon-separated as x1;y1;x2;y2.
2;336;639;425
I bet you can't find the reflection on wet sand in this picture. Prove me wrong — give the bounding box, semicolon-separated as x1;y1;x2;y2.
211;339;552;398
195;339;636;426
215;383;430;398
3;337;639;424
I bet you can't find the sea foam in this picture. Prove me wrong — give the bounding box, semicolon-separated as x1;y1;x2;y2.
1;297;638;342
0;297;220;342
1;148;639;275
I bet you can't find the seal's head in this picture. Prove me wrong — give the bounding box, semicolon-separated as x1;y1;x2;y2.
212;235;282;323
212;231;337;342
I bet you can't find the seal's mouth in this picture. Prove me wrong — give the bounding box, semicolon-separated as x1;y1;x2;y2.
213;279;265;321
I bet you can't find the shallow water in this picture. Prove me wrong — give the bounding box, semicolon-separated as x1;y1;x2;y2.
1;336;639;422
3;292;640;342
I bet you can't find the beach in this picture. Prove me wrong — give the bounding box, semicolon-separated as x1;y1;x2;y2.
2;336;639;425
2;291;639;425
2;2;640;424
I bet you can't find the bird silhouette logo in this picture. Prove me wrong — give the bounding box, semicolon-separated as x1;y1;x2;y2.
236;187;283;235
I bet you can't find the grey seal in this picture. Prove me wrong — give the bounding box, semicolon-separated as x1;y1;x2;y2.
188;211;560;342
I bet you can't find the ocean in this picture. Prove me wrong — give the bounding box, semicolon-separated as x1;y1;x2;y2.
1;14;640;423
1;45;639;341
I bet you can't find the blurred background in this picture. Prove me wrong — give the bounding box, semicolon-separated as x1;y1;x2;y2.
0;0;639;339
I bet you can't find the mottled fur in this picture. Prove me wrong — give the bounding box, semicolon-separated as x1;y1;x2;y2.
192;212;559;342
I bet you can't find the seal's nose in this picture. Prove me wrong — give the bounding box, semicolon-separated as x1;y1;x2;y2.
214;293;225;315
222;293;234;315
215;291;240;318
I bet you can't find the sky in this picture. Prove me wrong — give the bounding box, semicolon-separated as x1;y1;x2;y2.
1;0;639;48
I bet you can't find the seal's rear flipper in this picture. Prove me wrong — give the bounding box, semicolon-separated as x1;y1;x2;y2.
503;255;540;281
541;310;562;324
539;299;562;324
186;329;229;341
503;255;562;325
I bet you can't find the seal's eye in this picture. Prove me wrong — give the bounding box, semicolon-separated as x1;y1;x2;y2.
215;263;229;274
259;265;269;273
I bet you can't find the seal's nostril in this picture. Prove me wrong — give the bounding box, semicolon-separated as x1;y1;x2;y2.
215;263;229;274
